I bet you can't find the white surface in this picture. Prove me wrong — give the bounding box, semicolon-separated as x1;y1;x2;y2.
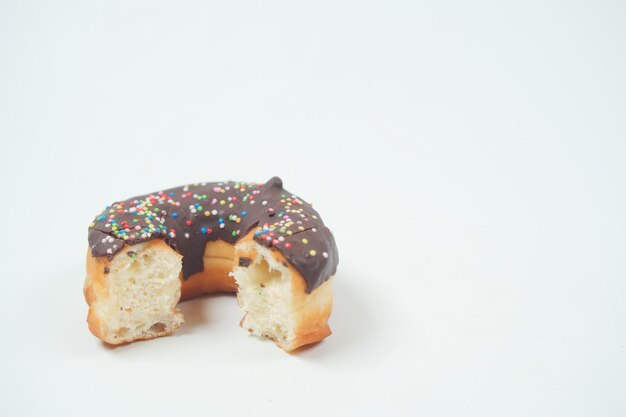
1;1;625;416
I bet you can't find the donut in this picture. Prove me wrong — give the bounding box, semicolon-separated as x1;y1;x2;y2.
84;177;339;351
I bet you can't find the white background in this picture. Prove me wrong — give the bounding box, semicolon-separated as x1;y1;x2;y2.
1;1;625;416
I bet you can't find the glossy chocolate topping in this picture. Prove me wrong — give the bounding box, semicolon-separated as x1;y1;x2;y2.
88;177;338;292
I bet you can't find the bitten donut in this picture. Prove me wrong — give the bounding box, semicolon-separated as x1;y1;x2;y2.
84;177;338;351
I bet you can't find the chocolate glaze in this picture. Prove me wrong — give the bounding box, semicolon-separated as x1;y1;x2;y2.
88;177;338;293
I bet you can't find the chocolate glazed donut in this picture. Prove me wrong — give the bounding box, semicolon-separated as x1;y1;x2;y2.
84;177;339;351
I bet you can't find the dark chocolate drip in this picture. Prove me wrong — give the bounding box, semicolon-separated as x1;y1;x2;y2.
88;177;338;293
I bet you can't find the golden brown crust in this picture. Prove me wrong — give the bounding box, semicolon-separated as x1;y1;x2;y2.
289;278;333;351
84;247;110;340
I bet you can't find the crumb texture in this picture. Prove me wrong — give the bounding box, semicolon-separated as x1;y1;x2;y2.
86;241;183;344
85;237;333;350
234;250;295;346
